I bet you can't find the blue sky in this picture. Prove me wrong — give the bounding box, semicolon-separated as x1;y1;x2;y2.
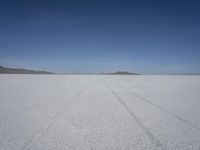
0;0;200;74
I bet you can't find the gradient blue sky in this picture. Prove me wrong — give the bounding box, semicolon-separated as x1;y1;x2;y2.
0;0;200;74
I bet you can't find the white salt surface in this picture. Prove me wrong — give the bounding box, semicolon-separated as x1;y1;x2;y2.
0;75;200;150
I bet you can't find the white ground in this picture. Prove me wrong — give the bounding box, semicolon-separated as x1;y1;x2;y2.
0;75;200;150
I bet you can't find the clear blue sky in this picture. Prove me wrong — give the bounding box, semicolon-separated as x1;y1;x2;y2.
0;0;200;74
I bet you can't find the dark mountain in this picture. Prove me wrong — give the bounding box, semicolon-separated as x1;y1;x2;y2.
0;66;54;74
105;71;141;75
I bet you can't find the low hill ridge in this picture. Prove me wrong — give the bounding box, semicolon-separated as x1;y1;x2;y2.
106;71;141;75
0;66;54;74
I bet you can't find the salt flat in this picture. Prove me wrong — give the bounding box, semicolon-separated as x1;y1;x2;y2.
0;75;200;150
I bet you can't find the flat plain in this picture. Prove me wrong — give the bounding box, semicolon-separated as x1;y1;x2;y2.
0;75;200;150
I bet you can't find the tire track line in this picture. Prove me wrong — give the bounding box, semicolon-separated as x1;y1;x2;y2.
103;81;167;150
19;86;72;113
1;86;73;125
22;84;89;150
121;86;200;132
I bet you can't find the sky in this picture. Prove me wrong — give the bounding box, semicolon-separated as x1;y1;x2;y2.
0;0;200;74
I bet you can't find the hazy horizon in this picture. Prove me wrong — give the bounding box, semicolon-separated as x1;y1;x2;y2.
0;0;200;74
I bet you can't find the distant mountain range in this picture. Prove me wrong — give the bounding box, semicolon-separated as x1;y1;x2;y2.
0;65;141;75
0;66;54;74
61;71;141;75
103;71;141;75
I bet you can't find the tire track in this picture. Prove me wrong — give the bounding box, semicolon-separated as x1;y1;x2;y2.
22;84;89;150
103;81;167;150
1;86;73;125
19;86;72;113
121;86;200;132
